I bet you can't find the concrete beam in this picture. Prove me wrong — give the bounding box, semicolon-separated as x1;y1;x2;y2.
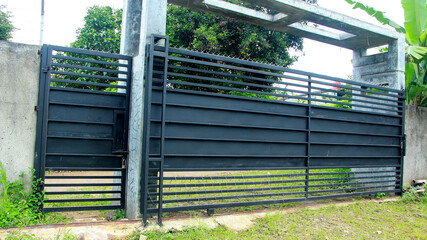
203;0;287;22
168;0;402;50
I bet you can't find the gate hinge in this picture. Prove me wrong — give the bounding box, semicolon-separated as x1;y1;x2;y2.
401;134;406;156
42;66;51;73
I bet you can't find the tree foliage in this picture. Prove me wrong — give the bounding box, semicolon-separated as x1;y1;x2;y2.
167;0;316;67
345;0;405;33
0;5;15;41
167;6;301;67
65;2;317;95
72;1;317;67
71;6;122;53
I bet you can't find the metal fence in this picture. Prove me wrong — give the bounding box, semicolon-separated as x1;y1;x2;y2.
141;35;405;224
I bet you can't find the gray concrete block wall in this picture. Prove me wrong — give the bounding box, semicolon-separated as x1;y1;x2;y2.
0;41;41;182
404;105;427;185
352;36;405;90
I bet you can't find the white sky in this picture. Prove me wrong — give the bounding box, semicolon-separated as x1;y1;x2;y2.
0;0;404;79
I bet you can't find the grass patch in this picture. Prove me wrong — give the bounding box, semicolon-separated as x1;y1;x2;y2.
133;198;427;240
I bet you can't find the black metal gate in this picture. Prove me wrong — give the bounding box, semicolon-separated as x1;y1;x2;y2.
142;35;405;224
35;45;132;212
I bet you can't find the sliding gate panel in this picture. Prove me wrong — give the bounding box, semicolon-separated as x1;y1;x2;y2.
142;35;405;224
35;45;132;212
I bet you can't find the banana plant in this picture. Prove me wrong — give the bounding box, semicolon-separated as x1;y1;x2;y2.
345;0;427;106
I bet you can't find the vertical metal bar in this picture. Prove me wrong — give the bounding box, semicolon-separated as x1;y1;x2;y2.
306;77;312;199
34;45;48;181
120;168;127;209
40;45;53;194
34;45;50;213
142;39;156;225
398;91;406;195
124;56;133;152
157;36;169;226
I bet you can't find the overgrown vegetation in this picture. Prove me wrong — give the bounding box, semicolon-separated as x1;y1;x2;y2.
0;162;44;228
0;162;67;228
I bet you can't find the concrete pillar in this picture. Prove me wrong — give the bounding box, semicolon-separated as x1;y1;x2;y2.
351;35;406;191
120;0;167;219
352;35;405;90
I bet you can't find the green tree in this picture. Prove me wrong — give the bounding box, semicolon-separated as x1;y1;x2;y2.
345;0;427;106
0;5;15;41
72;1;316;66
71;6;122;53
51;6;123;91
63;2;317;95
167;3;308;67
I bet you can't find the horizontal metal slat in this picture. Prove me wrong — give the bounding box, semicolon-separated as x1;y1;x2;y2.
45;198;121;203
43;205;121;213
52;63;128;75
45;190;122;195
50;44;131;60
51;70;127;82
152;119;308;132
47;135;114;141
152;101;308;119
45;167;124;171
49;101;126;110
51;78;127;89
161;173;307;180
48;119;114;125
50;86;127;96
44;183;122;187
52;55;128;67
45;175;121;179
46;153;122;157
152;179;307;188
158;191;306;204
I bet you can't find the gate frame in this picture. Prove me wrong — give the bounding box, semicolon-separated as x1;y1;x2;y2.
140;34;405;224
34;44;133;212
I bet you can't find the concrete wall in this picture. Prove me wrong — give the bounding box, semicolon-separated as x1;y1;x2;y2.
0;41;40;182
404;105;427;185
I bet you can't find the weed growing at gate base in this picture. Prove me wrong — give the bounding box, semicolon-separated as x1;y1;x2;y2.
0;161;68;228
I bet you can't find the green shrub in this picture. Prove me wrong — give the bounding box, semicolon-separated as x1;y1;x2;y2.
0;161;44;228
